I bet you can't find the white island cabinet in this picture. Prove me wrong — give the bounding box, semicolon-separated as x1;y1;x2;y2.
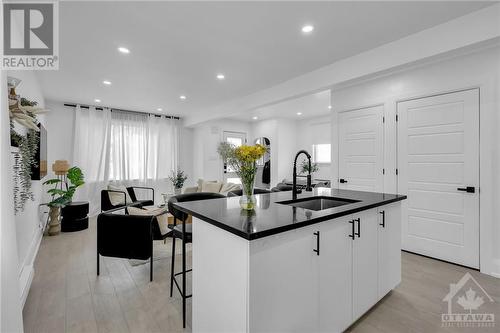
192;202;402;333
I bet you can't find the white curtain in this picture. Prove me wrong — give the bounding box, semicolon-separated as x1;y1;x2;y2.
72;105;180;215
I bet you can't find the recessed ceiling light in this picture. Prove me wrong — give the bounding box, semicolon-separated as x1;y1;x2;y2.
328;105;332;109
103;80;112;85
216;73;225;80
297;112;303;116
118;47;130;54
252;116;258;120
179;95;187;100
301;25;314;33
157;108;163;112
94;99;101;103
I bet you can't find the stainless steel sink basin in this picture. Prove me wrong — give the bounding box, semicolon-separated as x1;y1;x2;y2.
276;196;359;211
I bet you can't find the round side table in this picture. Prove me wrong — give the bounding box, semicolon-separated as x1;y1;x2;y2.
61;201;89;232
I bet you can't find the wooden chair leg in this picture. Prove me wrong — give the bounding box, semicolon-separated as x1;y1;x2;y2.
96;252;100;276
150;254;153;282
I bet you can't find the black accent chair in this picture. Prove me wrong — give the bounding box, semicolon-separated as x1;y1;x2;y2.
168;192;226;328
227;188;271;197
100;186;155;212
96;205;170;281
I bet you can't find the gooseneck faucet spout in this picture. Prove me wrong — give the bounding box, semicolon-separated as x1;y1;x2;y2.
293;150;313;200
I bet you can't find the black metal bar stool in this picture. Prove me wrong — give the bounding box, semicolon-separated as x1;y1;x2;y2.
167;192;226;328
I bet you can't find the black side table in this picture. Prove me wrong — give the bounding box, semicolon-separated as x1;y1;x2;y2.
61;201;89;232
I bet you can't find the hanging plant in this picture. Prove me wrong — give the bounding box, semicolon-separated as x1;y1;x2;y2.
10;98;40;214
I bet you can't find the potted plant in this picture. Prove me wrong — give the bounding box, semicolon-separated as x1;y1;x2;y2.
300;159;319;175
217;142;267;210
43;166;84;235
169;170;188;195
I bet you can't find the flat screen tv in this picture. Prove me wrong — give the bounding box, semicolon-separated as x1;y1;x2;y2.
30;123;47;180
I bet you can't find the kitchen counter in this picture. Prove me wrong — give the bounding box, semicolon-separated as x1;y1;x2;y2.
173;187;406;240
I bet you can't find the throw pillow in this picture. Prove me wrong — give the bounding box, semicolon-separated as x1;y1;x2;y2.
127;206;170;236
107;184;132;206
220;182;241;195
201;180;223;193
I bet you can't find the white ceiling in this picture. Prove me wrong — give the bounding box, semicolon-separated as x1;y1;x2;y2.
229;89;331;122
36;1;493;118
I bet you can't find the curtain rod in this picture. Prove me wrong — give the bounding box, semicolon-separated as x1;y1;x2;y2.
63;103;181;120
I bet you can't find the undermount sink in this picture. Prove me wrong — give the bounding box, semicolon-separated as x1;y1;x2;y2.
276;196;359;211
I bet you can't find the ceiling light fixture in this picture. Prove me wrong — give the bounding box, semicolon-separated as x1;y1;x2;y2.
179;95;187;100
118;47;130;54
297;112;303;116
301;25;314;33
252;116;258;120
216;74;225;80
103;80;112;85
328;105;332;109
94;99;101;103
157;108;163;112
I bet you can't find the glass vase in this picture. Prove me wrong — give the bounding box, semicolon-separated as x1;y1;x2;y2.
239;184;256;210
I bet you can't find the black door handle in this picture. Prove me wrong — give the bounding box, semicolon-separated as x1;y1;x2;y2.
379;211;385;228
355;218;361;238
313;231;320;255
348;220;355;240
339;178;348;183
457;186;475;193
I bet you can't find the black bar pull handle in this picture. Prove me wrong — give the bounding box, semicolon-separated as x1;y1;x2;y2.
339;178;348;183
348;220;355;240
313;231;320;255
355;218;361;238
457;186;475;193
379;211;385;228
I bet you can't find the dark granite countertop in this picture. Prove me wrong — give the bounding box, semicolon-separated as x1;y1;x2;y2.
173;188;407;240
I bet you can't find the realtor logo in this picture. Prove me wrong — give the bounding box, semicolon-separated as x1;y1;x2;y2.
1;1;59;69
442;272;495;328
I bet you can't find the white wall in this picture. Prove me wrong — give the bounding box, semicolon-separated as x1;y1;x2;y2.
296;116;332;181
190;118;252;184
1;72;24;332
7;70;47;310
330;45;500;277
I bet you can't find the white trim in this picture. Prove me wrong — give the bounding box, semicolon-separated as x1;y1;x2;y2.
19;224;43;308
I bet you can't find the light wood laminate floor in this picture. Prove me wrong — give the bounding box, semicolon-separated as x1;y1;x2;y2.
24;218;499;333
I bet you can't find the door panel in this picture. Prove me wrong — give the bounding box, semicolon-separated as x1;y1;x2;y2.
397;89;479;268
222;131;246;183
378;204;402;299
338;105;384;192
352;209;379;321
319;217;353;332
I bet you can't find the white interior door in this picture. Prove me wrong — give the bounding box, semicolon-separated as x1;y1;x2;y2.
222;131;246;183
397;89;479;268
338;105;384;192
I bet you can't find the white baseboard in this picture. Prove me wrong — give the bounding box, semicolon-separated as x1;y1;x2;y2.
19;227;43;307
489;259;500;279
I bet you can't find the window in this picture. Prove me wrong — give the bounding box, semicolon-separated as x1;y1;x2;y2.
312;144;331;163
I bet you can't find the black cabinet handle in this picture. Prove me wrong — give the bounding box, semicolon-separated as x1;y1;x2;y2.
457;186;475;193
313;231;320;255
379;211;385;228
355;218;361;238
339;178;348;183
348;220;355;239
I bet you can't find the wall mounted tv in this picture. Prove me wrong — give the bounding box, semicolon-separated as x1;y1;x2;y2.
30;123;47;180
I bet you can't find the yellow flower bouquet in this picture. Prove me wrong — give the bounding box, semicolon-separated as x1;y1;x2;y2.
218;142;267;210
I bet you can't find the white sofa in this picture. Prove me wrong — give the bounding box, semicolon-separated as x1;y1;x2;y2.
184;179;241;196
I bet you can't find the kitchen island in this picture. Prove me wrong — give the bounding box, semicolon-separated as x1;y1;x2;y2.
173;188;407;333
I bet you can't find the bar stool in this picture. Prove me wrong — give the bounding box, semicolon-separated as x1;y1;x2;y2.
167;192;226;328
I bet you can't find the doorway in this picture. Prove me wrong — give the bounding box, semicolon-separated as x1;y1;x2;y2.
397;89;480;268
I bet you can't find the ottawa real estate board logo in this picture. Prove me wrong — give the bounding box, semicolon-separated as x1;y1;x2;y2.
2;1;59;70
442;272;496;328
